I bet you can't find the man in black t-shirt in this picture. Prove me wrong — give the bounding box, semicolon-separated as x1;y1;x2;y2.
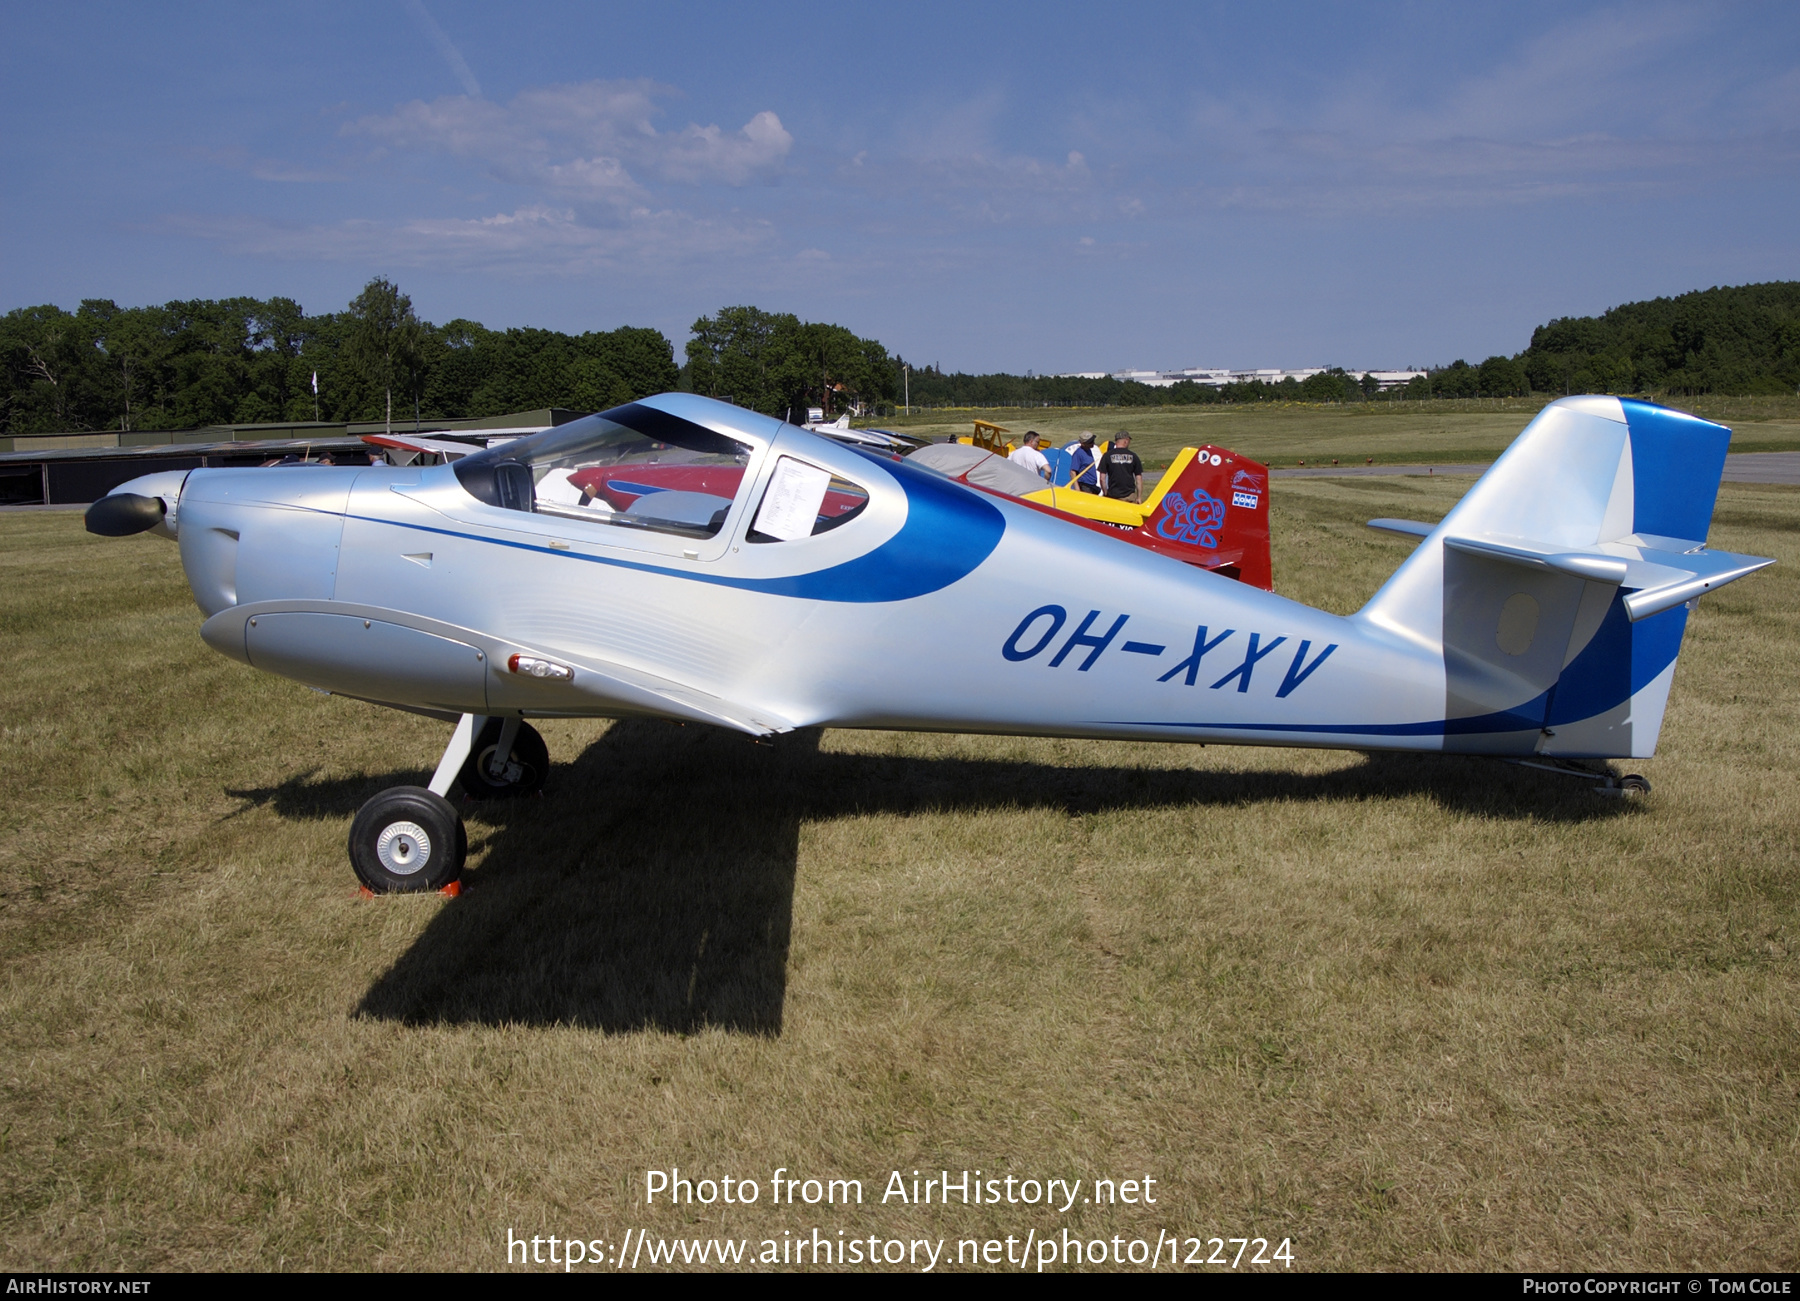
1102;432;1144;502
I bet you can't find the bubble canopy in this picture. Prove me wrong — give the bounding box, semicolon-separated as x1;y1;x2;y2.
454;402;757;540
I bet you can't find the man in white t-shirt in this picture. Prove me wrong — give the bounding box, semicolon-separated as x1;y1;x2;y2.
1008;430;1051;482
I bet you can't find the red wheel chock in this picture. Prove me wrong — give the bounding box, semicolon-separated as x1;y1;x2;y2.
356;881;462;899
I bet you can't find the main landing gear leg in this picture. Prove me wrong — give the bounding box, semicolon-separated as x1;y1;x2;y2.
347;714;480;895
429;713;485;797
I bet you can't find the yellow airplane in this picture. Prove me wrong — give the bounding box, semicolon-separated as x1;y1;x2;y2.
942;422;1273;588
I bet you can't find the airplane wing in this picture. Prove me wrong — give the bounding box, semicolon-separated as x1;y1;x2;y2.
1368;518;1435;538
360;433;487;460
907;442;1045;494
808;424;929;455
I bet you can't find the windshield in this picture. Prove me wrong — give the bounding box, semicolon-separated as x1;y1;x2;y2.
454;403;755;539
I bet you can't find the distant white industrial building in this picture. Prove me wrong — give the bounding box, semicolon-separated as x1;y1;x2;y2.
1060;367;1427;391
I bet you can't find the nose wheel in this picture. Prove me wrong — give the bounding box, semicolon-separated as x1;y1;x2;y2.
458;717;549;800
349;713;549;894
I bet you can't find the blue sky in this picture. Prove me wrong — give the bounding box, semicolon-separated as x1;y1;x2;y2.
2;1;1796;373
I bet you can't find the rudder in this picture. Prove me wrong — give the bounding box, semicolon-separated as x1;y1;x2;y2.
1141;445;1273;589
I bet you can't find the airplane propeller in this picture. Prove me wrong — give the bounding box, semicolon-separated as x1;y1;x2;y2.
85;492;166;537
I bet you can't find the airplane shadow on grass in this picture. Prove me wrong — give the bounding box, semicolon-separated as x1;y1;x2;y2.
228;720;1635;1037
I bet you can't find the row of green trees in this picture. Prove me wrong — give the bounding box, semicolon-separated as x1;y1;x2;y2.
1520;282;1800;396
0;280;678;436
890;282;1800;407
1399;356;1530;401
7;279;1795;436
682;305;896;419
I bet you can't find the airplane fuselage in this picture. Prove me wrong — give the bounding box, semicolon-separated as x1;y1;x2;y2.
171;432;1460;754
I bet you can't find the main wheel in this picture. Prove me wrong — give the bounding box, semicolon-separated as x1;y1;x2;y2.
457;719;549;800
349;786;466;893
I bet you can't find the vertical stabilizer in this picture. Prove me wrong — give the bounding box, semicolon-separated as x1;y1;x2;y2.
1355;396;1738;758
1139;446;1273;589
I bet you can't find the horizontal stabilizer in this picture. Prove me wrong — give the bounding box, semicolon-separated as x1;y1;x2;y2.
1367;518;1435;538
1442;531;1773;622
1443;533;1629;583
1620;548;1776;621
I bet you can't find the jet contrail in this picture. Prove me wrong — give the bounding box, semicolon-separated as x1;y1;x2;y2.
398;0;481;98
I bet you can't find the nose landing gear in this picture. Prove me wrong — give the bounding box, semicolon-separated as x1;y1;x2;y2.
349;713;548;894
458;716;550;800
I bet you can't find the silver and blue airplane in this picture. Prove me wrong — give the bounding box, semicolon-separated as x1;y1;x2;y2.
85;393;1772;893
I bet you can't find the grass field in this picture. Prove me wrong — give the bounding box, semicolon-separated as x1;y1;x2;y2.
1;428;1797;1270
879;396;1800;474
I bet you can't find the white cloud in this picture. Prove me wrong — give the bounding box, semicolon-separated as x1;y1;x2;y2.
542;155;646;205
174;77;795;279
348;79;792;200
166;204;774;275
833;142;1099;228
353;93;522;160
1180;117;1800;216
1422;4;1707;140
1170;4;1799;217
657;111;794;185
802;89;1115;229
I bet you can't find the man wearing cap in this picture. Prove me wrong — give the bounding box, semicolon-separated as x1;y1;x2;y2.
1066;432;1100;493
1102;431;1144;503
1008;430;1052;483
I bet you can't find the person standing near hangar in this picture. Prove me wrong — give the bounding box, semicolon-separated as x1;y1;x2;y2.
1103;431;1143;503
1066;432;1101;493
1009;430;1052;483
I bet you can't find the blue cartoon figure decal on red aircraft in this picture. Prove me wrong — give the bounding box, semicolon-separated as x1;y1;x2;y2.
1155;488;1228;548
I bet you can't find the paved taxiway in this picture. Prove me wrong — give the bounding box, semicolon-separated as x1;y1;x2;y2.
1272;451;1800;485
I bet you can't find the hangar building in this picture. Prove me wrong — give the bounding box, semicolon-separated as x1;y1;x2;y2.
0;410;584;507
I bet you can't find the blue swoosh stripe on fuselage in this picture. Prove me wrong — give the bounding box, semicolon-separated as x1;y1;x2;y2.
1100;588;1688;738
352;454;1005;604
1096;695;1551;738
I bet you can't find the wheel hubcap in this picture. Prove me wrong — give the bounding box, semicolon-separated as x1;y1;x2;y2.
376;820;432;875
